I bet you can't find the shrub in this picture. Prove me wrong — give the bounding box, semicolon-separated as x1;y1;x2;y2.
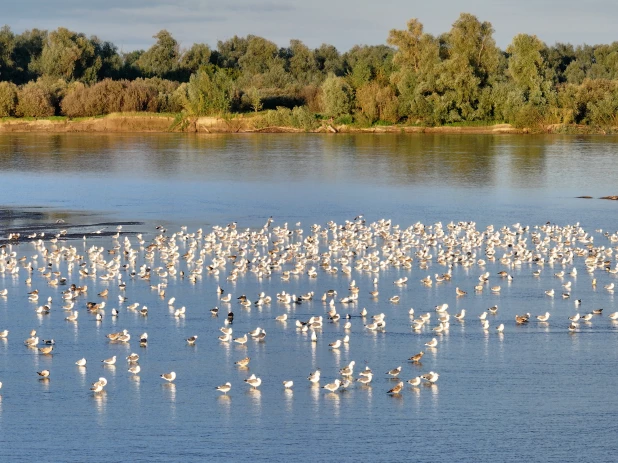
0;81;18;117
16;82;55;117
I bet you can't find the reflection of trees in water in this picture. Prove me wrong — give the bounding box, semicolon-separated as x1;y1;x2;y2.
0;133;557;189
322;134;500;187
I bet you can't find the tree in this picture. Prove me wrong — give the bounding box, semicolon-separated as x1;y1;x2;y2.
12;28;47;84
238;35;280;77
214;35;249;69
0;25;15;80
246;87;262;112
387;18;441;122
182;68;234;116
507;34;555;105
436;13;502;121
287;40;319;86
315;44;344;76
320;74;353;117
179;43;211;80
136;30;180;78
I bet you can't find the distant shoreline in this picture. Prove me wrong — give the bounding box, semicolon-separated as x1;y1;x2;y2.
0;114;613;135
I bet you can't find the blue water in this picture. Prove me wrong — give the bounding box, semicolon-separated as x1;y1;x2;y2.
0;133;617;462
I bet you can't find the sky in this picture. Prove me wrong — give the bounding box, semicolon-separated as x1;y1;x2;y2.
6;0;618;52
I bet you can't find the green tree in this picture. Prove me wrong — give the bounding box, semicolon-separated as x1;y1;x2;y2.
0;25;15;80
238;35;280;76
12;28;47;84
506;34;555;105
214;35;249;69
30;27;107;83
182;68;234;116
314;44;344;76
387;18;441;122
136;30;180;78
320;73;353;117
436;13;502;121
287;40;319;85
179;43;211;80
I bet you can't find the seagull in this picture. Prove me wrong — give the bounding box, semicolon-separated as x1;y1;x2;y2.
386;366;402;377
407;376;422;387
409;352;424;363
216;382;232;394
234;334;248;345
496;323;505;333
244;374;261;389
425;338;438;348
37;370;50;378
339;361;356;376
283;380;294;389
126;353;140;362
387;381;404;394
161;371;176;382
329;339;342;349
235;357;250;367
38;345;54;355
128;365;141;375
422;371;440;383
537;312;551;322
75;358;87;367
356;373;373;385
186;335;198;345
322;379;341;393
102;356;117;366
308;369;321;383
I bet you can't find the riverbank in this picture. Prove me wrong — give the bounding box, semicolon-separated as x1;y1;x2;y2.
0;113;612;134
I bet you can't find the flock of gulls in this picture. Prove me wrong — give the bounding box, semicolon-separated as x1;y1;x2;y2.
0;216;617;399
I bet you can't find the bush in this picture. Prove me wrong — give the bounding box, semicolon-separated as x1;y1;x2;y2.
355;82;400;124
183;70;234;116
0;81;18;117
261;105;319;130
511;104;544;129
16;82;55;117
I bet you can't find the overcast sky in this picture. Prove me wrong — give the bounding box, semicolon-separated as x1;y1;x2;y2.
7;0;618;52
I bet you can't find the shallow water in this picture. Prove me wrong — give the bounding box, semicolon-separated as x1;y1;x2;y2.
0;133;617;462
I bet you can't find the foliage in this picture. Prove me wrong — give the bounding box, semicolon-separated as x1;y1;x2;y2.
16;81;55;117
0;81;18;116
2;15;618;127
136;30;180;78
320;74;353;117
182;69;234;116
261;106;319;130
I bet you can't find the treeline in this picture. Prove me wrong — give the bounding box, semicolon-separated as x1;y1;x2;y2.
1;15;618;127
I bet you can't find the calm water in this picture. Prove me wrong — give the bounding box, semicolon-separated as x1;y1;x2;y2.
0;133;617;462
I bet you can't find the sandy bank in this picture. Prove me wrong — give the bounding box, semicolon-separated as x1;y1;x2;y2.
0;114;574;135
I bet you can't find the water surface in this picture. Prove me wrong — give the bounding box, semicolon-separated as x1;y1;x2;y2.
0;133;617;462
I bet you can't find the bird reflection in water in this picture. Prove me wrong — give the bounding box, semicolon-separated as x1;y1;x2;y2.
217;393;232;420
324;391;341;418
284;388;293;413
248;388;262;409
131;374;141;396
